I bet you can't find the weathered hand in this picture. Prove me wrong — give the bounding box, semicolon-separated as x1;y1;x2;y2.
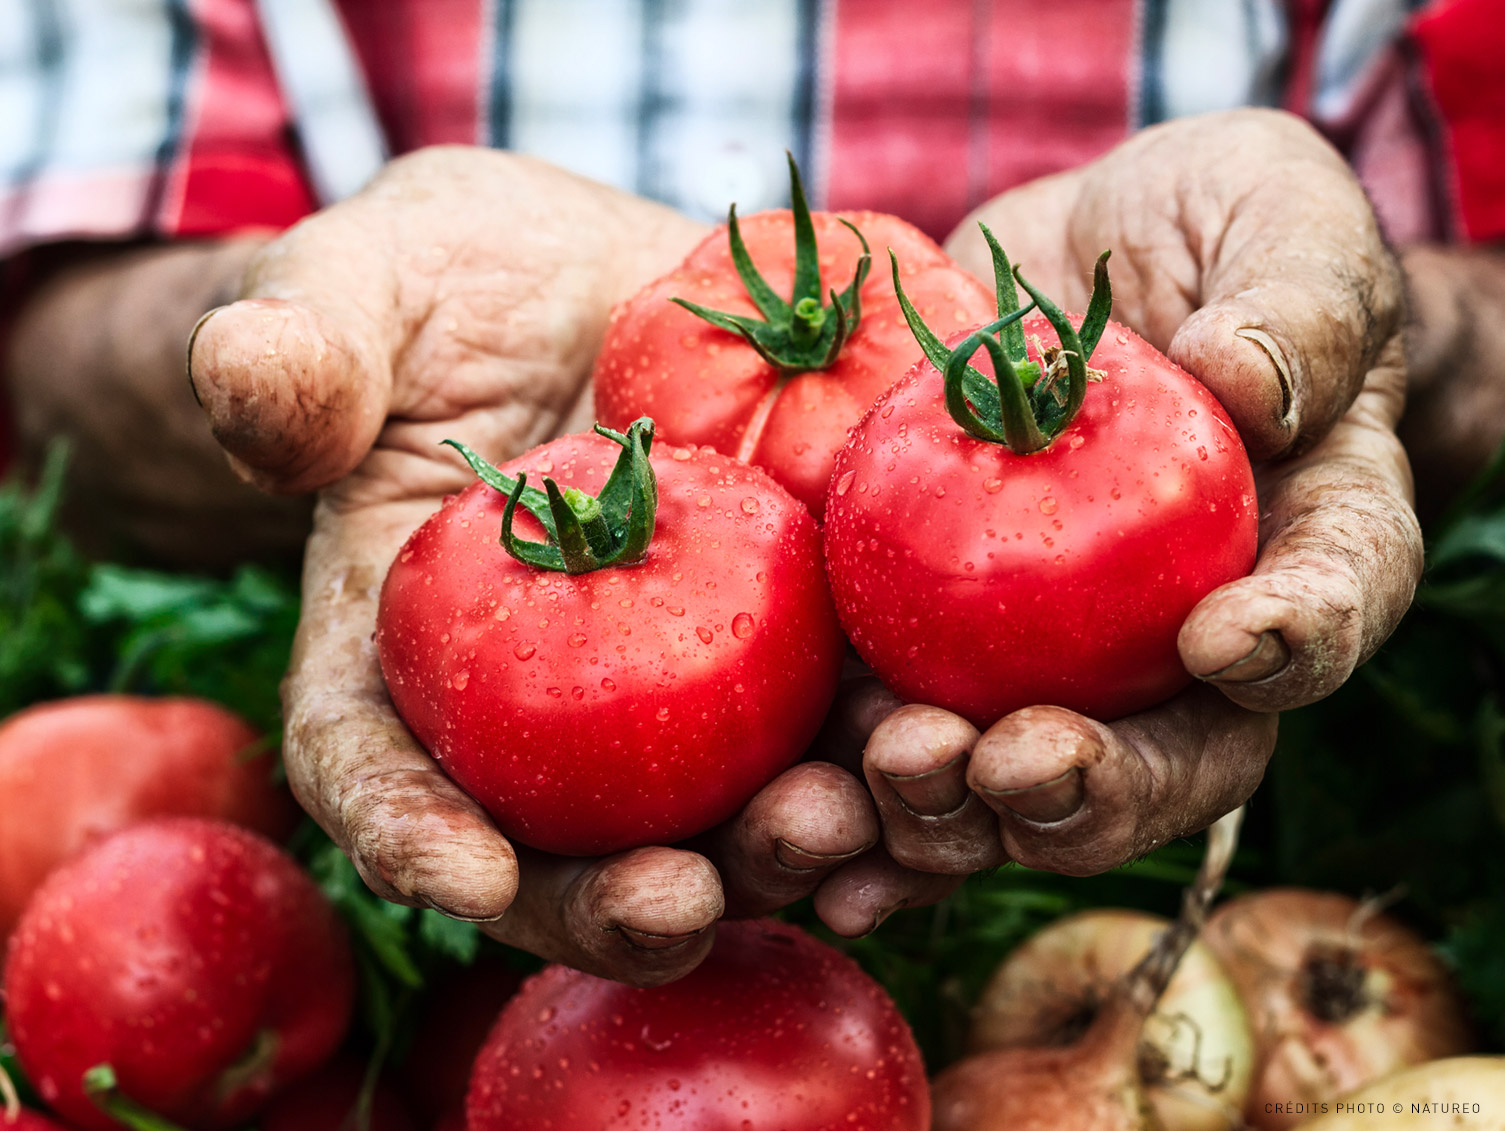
855;109;1420;877
187;148;905;982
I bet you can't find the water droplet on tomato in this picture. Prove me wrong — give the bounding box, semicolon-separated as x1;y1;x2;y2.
881;403;894;418
514;643;536;660
1197;446;1209;460
1068;434;1085;450
538;1006;557;1023
1038;497;1058;514
697;495;711;508
696;626;714;644
667;605;686;617
601;677;616;691
536;458;554;473
755;571;767;583
546;687;563;698
983;477;1003;494
439;632;451;644
1116;333;1128;345
399;549;413;562
672;447;691;461
655;707;670;722
571;686;585;700
906;645;919;658
452;670;469;690
834;470;857;496
741;496;759;514
567;632;587;647
732;612;755;639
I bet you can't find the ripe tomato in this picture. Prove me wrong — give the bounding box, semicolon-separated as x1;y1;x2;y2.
824;239;1258;725
594;160;994;519
465;919;930;1130
3;818;355;1131
0;695;296;940
377;421;844;856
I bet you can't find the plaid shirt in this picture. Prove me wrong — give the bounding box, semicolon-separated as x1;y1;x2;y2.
1;0;1502;261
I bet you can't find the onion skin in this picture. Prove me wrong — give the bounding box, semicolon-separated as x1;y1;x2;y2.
970;909;1254;1131
1289;1057;1505;1130
1203;889;1473;1131
936;1001;1152;1131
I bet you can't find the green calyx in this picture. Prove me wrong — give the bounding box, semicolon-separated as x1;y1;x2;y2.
83;1064;191;1131
671;152;871;376
894;223;1113;453
445;418;658;576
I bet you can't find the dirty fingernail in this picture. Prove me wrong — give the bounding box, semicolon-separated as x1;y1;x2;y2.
879;756;970;817
420;896;504;924
1198;629;1291;684
774;838;872;872
615;925;705;952
985;767;1085;824
1234;326;1296;427
185;304;228;405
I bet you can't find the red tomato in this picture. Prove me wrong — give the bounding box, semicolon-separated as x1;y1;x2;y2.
260;1057;416;1131
3;818;355;1131
377;427;844;856
0;695;295;939
465;919;930;1130
594;207;994;519
825;311;1258;726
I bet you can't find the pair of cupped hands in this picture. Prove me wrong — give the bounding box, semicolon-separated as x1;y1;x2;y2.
189;109;1421;986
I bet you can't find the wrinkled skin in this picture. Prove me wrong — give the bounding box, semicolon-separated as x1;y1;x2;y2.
175;110;1422;979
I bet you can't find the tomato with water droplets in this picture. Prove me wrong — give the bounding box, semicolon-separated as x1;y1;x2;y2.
593;160;994;520
465;919;930;1130
825;305;1258;726
376;428;844;856
2;818;355;1131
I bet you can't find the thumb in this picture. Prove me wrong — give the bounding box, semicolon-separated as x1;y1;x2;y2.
188;213;397;495
1162;111;1403;461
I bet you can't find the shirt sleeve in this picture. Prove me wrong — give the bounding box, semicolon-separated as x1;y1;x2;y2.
0;0;319;259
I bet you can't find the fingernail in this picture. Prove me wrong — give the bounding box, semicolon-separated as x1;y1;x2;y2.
419;896;503;924
774;838;872;872
185;304;228;406
880;756;970;817
985;767;1084;824
1197;629;1291;684
861;900;910;938
1234;326;1295;426
614;925;706;952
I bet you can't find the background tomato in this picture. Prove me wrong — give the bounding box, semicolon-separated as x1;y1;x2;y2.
2;1113;75;1131
0;694;295;940
594;201;994;519
377;427;844;856
3;818;354;1131
465;919;930;1130
824;311;1258;725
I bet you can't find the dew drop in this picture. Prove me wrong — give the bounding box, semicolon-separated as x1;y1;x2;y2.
439;632;451;644
655;707;670;722
399;549;413;563
834;470;857;496
1068;434;1085;450
1038;497;1058;514
741;496;759;514
732;612;755;639
546;687;563;698
514;642;536;661
667;605;686;617
982;477;1004;494
1197;446;1209;461
571;686;585;700
452;670;469;690
672;447;691;461
567;633;587;648
601;677;616;691
696;626;714;644
697;495;712;508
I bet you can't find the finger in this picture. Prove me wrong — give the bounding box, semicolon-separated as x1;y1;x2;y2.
862;706;1005;874
1159;109;1403;459
702;761;879;918
1180;338;1422;712
283;499;519;920
805;674;904;775
188;203;399;494
965;685;1275;876
812;848;965;939
486;846;724;987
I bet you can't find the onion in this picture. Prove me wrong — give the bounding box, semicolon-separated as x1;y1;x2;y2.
1203;889;1473;1131
932;810;1245;1131
970;908;1254;1131
1289;1057;1505;1129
